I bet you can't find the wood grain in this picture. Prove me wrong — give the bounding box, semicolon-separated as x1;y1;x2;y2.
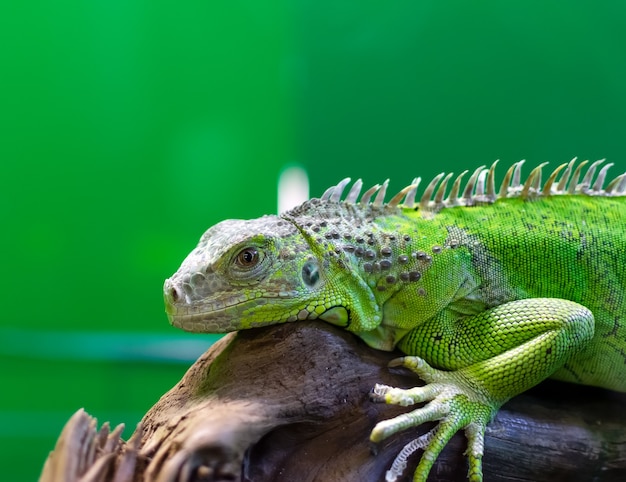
41;321;626;481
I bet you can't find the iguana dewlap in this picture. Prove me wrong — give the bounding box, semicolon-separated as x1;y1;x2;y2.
164;159;626;482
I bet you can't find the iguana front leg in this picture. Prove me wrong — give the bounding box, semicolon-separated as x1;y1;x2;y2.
370;298;595;482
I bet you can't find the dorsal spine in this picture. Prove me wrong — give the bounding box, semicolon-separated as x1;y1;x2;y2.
315;159;626;216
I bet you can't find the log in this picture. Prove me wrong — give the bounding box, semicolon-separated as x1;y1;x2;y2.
41;321;626;481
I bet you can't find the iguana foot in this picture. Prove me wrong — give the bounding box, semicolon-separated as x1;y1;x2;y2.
370;356;495;482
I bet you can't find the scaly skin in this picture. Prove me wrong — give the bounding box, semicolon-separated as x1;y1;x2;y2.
164;159;626;481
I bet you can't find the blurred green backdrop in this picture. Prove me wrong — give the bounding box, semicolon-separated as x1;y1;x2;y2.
1;2;626;480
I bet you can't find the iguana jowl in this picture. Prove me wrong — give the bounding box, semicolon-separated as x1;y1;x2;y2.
164;159;626;481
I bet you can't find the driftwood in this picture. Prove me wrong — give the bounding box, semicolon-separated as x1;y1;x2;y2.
41;321;626;481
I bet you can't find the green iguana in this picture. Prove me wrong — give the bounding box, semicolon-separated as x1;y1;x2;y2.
163;159;626;481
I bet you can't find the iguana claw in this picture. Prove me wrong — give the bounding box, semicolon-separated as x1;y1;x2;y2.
371;356;493;482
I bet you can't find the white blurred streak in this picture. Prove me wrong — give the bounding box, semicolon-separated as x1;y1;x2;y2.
278;166;309;213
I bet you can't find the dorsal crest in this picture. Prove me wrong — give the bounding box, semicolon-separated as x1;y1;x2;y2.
315;159;626;216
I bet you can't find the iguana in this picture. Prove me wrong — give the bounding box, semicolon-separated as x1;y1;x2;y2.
163;159;626;481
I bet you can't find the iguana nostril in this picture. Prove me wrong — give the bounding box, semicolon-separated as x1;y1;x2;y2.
164;279;181;303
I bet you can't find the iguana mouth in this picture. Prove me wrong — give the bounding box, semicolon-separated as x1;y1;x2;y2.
167;310;242;333
164;277;249;313
164;277;301;332
166;305;295;333
165;295;261;332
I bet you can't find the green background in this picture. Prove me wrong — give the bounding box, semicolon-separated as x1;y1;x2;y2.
2;2;625;480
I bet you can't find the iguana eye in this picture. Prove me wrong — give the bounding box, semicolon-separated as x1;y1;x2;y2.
235;247;260;268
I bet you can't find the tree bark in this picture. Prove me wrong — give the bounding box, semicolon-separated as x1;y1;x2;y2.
41;321;626;482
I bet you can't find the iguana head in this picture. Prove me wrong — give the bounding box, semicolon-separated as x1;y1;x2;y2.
164;213;381;333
